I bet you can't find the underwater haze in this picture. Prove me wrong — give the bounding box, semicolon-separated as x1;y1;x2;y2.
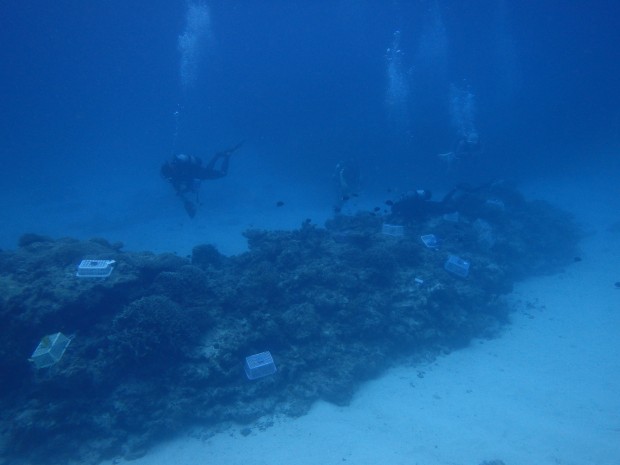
1;1;620;465
1;1;619;251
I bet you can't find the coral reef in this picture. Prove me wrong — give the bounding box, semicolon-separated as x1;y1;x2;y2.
0;185;581;465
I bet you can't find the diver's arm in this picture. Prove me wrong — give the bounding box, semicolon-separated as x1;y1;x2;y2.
215;139;247;158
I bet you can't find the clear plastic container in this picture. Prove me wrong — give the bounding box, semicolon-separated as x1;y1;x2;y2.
420;234;439;249
30;332;72;369
444;255;470;278
382;223;404;237
442;211;460;223
76;259;115;278
244;351;277;380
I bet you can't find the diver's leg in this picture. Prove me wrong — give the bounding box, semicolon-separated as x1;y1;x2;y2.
218;153;230;176
183;199;197;218
205;153;220;171
178;192;197;218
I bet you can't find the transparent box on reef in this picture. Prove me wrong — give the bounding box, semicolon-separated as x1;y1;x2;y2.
420;234;439;249
244;351;277;380
444;255;470;278
382;223;404;237
76;259;115;278
442;211;460;223
30;332;71;369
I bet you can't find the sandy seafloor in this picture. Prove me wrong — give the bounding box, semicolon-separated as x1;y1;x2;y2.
2;165;620;465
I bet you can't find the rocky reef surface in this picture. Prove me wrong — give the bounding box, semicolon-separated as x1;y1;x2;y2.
0;184;581;464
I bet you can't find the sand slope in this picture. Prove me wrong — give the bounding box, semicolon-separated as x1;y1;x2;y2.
100;178;620;465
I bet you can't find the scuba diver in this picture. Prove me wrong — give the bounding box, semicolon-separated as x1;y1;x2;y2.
161;141;245;218
333;159;362;213
438;130;482;166
389;180;505;222
455;131;481;159
389;188;439;220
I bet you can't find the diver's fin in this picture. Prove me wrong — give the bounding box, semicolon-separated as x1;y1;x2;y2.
183;199;197;218
224;139;247;155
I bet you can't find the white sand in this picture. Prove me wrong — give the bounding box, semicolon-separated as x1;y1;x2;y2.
100;229;620;465
95;174;620;465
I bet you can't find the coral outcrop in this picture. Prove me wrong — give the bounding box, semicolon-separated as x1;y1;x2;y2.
0;185;580;465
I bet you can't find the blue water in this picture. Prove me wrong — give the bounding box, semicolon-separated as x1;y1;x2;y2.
2;1;619;242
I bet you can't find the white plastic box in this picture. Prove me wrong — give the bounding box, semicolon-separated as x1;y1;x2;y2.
244;351;277;380
30;332;72;369
485;198;505;210
442;211;460;223
382;223;404;237
420;234;439;249
444;255;470;278
76;259;115;278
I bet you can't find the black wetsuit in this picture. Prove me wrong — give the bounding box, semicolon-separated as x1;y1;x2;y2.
161;142;244;217
389;182;502;222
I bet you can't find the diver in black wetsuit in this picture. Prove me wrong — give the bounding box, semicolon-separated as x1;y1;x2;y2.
333;160;362;213
438;131;482;166
161;141;244;218
389;181;503;222
456;131;482;159
389;188;440;220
